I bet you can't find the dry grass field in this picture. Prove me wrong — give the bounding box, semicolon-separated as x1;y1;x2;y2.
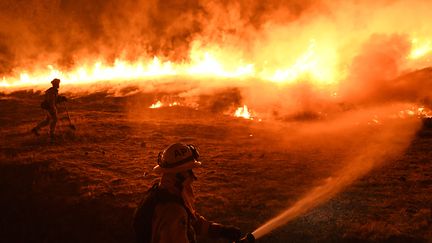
0;89;431;243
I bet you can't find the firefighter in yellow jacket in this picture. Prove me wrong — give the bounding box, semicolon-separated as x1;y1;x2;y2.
133;143;242;243
31;78;67;141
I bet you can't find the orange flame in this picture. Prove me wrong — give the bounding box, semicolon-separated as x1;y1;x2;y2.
0;39;341;90
1;33;431;92
398;106;432;119
149;101;163;109
2;1;432;94
410;38;432;59
234;105;255;120
149;100;181;109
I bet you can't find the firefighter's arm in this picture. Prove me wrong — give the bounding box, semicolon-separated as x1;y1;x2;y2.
193;213;211;237
46;90;57;109
152;203;190;243
195;213;242;241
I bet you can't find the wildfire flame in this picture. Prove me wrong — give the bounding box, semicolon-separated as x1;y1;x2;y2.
410;38;432;59
399;107;432;119
0;40;337;90
1;0;432;118
1;34;430;92
149;100;181;109
149;101;163;109
234;105;254;120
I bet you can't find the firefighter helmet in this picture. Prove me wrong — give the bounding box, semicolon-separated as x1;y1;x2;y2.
153;143;201;173
51;78;61;86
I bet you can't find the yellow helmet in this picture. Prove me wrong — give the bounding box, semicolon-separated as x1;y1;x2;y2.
153;143;201;174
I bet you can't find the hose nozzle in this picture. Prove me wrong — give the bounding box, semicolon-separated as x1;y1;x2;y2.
237;232;255;243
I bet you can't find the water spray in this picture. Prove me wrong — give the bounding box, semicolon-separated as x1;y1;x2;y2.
237;116;419;241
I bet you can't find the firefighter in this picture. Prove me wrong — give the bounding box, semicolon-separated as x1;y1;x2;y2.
133;143;242;243
31;78;67;141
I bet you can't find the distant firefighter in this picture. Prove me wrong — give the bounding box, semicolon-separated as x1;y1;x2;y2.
133;143;242;243
31;78;68;141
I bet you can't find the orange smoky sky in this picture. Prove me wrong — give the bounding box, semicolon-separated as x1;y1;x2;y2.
1;0;431;74
0;0;319;73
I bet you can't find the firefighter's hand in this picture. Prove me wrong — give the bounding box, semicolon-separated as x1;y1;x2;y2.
220;225;242;242
209;223;242;242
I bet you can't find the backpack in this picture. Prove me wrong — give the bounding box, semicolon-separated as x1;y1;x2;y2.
40;87;58;110
40;100;50;110
133;182;188;243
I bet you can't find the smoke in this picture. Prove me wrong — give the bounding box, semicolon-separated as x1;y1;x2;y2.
3;0;428;70
0;0;318;74
1;0;432;116
338;34;412;103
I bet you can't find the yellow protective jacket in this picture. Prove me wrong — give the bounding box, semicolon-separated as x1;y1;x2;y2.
151;203;210;243
149;177;211;243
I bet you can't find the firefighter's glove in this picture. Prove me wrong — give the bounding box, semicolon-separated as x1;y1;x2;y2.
209;223;242;242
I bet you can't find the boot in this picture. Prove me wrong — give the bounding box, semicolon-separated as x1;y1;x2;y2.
50;133;55;144
31;127;40;136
